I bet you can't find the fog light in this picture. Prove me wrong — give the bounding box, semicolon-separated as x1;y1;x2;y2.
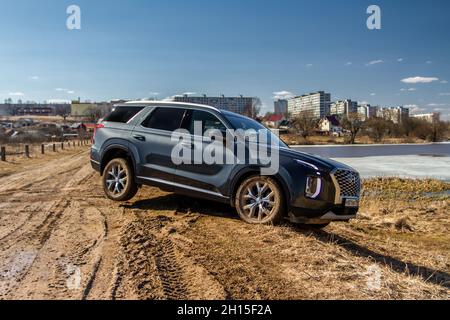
305;176;322;199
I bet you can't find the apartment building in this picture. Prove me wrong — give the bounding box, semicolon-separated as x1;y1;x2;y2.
174;95;258;116
274;99;288;117
357;104;377;120
287;91;331;119
377;106;410;124
411;113;441;123
330;99;358;116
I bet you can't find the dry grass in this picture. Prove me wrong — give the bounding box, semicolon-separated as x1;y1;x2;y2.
280;134;430;146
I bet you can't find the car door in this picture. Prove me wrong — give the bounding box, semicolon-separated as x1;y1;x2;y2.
131;107;187;181
173;109;236;195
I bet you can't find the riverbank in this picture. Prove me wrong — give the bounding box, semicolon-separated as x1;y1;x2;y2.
281;134;449;146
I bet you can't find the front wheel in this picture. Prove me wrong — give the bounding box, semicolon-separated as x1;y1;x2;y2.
235;176;285;225
102;158;138;202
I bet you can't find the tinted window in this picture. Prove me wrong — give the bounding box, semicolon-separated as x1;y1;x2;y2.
142;107;186;131
224;113;288;148
225;114;266;131
104;106;144;123
188;110;227;135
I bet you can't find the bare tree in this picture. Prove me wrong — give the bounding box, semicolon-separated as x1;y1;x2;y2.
341;113;363;144
292;110;317;139
364;117;390;142
86;107;103;123
429;120;448;142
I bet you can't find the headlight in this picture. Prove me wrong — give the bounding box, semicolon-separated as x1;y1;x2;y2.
305;176;322;199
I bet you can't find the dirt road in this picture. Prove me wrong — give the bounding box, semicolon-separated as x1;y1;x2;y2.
0;149;448;299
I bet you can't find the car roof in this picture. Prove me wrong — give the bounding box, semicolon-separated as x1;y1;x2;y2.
123;100;222;113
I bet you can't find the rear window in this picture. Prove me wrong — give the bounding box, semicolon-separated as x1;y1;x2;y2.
104;106;144;123
141;107;186;131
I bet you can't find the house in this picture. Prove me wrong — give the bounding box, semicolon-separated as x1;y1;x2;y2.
318;116;342;135
264;114;284;128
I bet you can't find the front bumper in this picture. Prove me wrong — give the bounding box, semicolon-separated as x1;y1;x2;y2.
287;168;361;224
288;209;358;224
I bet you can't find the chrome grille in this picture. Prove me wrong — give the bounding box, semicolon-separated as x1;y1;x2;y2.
333;169;361;198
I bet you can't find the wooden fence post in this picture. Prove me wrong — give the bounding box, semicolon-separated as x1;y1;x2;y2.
53;144;56;152
41;144;45;155
61;142;64;150
25;145;30;158
1;146;5;161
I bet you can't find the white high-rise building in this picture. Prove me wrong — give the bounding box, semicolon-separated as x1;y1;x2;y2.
330;99;358;116
287;91;331;119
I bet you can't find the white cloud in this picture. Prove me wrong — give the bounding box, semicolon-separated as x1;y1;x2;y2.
427;103;446;107
28;75;39;80
366;60;384;66
400;88;417;92
9;92;24;96
441;80;448;84
345;62;352;66
426;60;432;64
305;64;313;67
55;88;75;94
370;93;376;96
401;76;439;84
273;90;294;100
397;58;404;62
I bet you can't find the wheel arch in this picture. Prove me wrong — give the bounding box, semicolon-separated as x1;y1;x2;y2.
100;144;136;176
230;168;291;213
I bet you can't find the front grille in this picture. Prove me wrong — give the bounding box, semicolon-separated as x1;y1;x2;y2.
333;169;361;198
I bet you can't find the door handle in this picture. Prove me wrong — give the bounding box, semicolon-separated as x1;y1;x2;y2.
133;134;146;142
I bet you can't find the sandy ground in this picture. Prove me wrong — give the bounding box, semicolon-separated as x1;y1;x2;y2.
0;149;448;300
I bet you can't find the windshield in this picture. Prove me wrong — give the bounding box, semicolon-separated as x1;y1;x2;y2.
224;113;288;148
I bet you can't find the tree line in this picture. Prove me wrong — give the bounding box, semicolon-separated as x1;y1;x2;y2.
291;111;449;144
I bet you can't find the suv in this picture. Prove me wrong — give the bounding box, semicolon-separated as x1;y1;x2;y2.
90;101;360;227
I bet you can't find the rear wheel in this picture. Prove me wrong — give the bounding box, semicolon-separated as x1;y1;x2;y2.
235;176;285;225
102;158;138;201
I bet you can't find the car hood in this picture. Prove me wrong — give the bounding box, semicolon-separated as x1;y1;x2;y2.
279;147;356;172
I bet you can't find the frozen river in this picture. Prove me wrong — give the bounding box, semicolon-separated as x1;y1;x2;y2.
292;143;450;181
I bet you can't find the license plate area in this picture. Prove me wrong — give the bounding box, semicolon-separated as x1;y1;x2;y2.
344;198;360;208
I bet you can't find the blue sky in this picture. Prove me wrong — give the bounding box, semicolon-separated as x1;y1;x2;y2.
1;0;450;119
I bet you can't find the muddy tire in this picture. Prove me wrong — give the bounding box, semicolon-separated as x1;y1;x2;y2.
235;176;285;225
102;158;138;202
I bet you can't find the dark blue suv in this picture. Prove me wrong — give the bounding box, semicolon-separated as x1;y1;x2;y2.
90;101;360;227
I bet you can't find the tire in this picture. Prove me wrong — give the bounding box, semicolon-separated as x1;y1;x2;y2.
235;176;285;225
102;158;138;202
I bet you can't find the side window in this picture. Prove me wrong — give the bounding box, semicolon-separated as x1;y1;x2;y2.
104;106;144;123
189;110;227;135
141;107;186;131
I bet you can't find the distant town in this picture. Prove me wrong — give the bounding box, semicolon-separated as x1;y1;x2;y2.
0;91;448;145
